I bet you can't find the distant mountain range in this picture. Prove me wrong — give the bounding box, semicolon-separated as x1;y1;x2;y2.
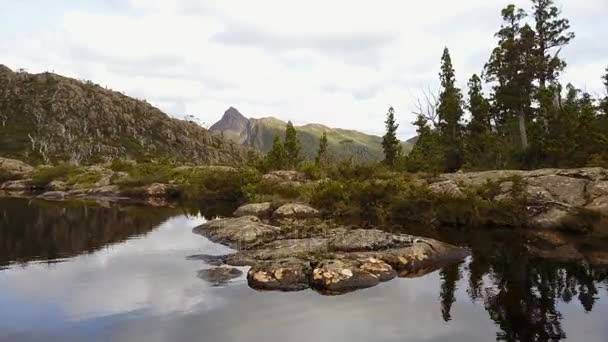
210;107;413;162
0;65;247;165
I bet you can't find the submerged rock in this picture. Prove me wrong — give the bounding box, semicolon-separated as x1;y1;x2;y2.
193;216;281;249
197;267;243;286
273;203;320;219
187;254;229;266
234;202;273;218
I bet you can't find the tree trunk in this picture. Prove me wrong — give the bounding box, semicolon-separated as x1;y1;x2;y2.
518;112;528;150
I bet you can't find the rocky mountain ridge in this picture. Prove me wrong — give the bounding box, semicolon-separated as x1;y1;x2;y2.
210;107;413;161
0;65;247;165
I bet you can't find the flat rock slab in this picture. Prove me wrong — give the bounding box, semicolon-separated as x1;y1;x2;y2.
193;216;281;249
273;203;320;219
234;202;273;218
328;229;415;252
198;267;243;286
232;238;330;263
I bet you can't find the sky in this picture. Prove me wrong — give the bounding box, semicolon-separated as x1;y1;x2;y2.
1;0;607;139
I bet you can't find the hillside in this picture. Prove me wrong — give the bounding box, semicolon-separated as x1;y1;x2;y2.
0;65;247;165
210;107;413;162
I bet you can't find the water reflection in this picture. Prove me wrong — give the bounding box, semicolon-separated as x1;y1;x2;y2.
0;198;607;341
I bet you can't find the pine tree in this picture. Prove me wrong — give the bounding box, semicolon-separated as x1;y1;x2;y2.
532;0;574;89
485;5;536;151
601;67;608;116
315;132;329;167
437;47;465;171
382;107;401;167
532;0;575;134
283;121;302;169
265;133;286;170
406;114;443;173
465;74;495;169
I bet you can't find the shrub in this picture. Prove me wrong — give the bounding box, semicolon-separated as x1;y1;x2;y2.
31;164;80;187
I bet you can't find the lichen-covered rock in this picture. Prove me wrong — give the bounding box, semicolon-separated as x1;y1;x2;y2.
47;180;69;191
233;238;329;263
144;183;172;197
527;175;587;207
0;179;32;191
37;191;68;200
234;202;273;218
197;267;243;285
370;239;470;277
328;229;414;252
310;259;382;294
262;171;308;184
0;157;33;179
193;216;281;249
247;258;311;291
273;203;320;219
428;180;465;199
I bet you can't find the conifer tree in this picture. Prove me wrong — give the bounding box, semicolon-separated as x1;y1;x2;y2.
532;0;574;89
601;67;608;116
406;114;443;173
465;74;494;168
315;132;329;167
485;5;536;150
266;133;286;170
437;48;465;171
382;107;401;167
283;121;302;169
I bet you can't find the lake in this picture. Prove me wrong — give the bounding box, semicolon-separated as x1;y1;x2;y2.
1;197;607;342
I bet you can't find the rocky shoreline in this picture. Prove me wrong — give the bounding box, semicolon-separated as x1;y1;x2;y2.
191;203;470;294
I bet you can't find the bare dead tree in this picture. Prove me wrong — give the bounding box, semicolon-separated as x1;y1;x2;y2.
412;86;440;129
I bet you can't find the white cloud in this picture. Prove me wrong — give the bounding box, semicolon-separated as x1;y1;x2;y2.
1;0;606;139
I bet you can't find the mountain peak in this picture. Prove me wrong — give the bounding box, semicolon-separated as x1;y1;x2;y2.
210;107;249;131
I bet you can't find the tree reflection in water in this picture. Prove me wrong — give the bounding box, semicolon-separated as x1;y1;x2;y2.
435;227;608;341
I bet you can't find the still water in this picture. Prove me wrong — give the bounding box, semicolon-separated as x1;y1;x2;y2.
1;198;607;342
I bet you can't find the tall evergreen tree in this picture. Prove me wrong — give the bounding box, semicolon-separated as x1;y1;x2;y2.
283;121;302;169
465;74;495;168
532;0;575;134
437;47;465;171
315;132;329;167
406;114;443;173
601;67;608;116
382;107;401;167
485;5;536;150
266;133;286;170
532;0;575;89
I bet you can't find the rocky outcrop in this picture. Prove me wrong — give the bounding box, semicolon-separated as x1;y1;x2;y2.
433;168;608;232
0;179;32;191
194;217;469;294
273;203;320;220
248;258;312;291
193;216;282;249
0;157;33;179
0;65;247;165
234;202;273;218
